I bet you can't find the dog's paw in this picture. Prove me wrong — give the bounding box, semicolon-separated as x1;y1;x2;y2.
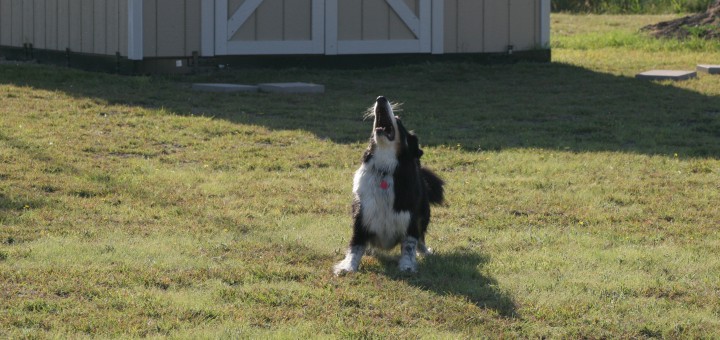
333;261;357;276
398;256;417;272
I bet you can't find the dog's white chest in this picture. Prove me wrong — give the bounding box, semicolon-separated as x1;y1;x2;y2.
353;163;411;249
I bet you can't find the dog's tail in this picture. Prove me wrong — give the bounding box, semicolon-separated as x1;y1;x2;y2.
421;168;445;205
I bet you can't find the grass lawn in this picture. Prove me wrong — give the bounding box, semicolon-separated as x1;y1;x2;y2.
2;14;720;338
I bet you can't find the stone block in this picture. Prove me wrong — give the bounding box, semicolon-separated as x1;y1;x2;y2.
258;82;325;94
635;70;697;81
697;64;720;74
192;83;259;93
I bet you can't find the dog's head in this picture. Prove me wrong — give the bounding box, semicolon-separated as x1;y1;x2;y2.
369;96;422;160
372;96;400;147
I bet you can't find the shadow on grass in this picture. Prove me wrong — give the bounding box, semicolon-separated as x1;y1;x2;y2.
2;61;720;157
378;250;518;318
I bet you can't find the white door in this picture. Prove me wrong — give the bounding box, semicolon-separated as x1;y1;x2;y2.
325;0;432;55
211;0;436;56
215;0;325;55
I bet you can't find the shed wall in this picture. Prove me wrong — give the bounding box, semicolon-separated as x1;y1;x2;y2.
0;0;129;56
335;0;415;41
443;0;541;53
226;0;314;42
1;0;549;60
142;0;201;57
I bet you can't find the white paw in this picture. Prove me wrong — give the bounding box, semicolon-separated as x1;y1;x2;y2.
333;261;357;276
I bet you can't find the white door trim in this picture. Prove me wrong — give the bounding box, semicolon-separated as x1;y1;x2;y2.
540;0;550;48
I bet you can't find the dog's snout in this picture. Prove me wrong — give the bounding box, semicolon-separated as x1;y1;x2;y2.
376;96;388;104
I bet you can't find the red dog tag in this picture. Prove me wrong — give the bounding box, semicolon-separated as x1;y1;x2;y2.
380;180;389;190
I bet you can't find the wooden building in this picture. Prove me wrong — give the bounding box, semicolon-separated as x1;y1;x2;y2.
0;0;550;71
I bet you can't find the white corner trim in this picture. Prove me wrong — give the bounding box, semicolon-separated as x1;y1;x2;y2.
325;0;338;55
215;0;228;55
540;0;550;48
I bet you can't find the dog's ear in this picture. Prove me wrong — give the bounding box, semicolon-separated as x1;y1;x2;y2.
407;133;423;159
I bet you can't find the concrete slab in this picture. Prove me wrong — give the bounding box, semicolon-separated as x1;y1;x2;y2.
192;83;259;93
697;64;720;74
258;82;325;94
635;70;697;81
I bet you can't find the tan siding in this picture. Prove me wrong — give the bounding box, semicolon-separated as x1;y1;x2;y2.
93;0;106;54
256;0;283;41
185;0;201;54
443;0;457;53
68;0;82;51
0;0;12;46
11;0;21;45
509;0;536;50
363;0;389;40
119;0;128;56
0;0;126;55
143;0;157;56
57;0;70;50
156;0;185;56
45;0;57;50
284;0;311;41
106;0;119;54
23;0;33;45
81;0;93;52
236;13;256;40
483;0;509;53
457;0;483;52
33;0;45;49
0;0;127;54
338;0;361;40
389;0;415;40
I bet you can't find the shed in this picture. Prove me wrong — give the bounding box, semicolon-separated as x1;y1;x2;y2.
0;0;550;71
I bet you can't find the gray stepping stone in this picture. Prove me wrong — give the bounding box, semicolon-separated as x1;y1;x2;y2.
697;64;720;74
635;70;697;81
192;83;259;93
258;82;325;94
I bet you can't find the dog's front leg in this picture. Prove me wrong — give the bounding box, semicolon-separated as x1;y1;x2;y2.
333;245;366;275
398;236;418;272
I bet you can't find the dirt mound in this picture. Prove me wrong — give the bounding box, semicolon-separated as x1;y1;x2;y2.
642;1;720;39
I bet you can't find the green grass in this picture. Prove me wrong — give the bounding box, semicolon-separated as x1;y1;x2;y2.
552;0;713;14
2;14;720;338
552;14;720;52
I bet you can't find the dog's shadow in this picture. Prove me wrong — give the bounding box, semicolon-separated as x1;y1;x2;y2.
377;249;518;318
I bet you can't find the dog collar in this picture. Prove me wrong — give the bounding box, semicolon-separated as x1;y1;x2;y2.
372;166;390;189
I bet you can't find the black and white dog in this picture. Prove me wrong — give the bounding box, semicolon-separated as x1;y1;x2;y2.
334;96;444;274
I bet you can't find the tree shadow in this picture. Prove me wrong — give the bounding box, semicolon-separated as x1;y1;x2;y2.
377;249;518;318
1;61;720;157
